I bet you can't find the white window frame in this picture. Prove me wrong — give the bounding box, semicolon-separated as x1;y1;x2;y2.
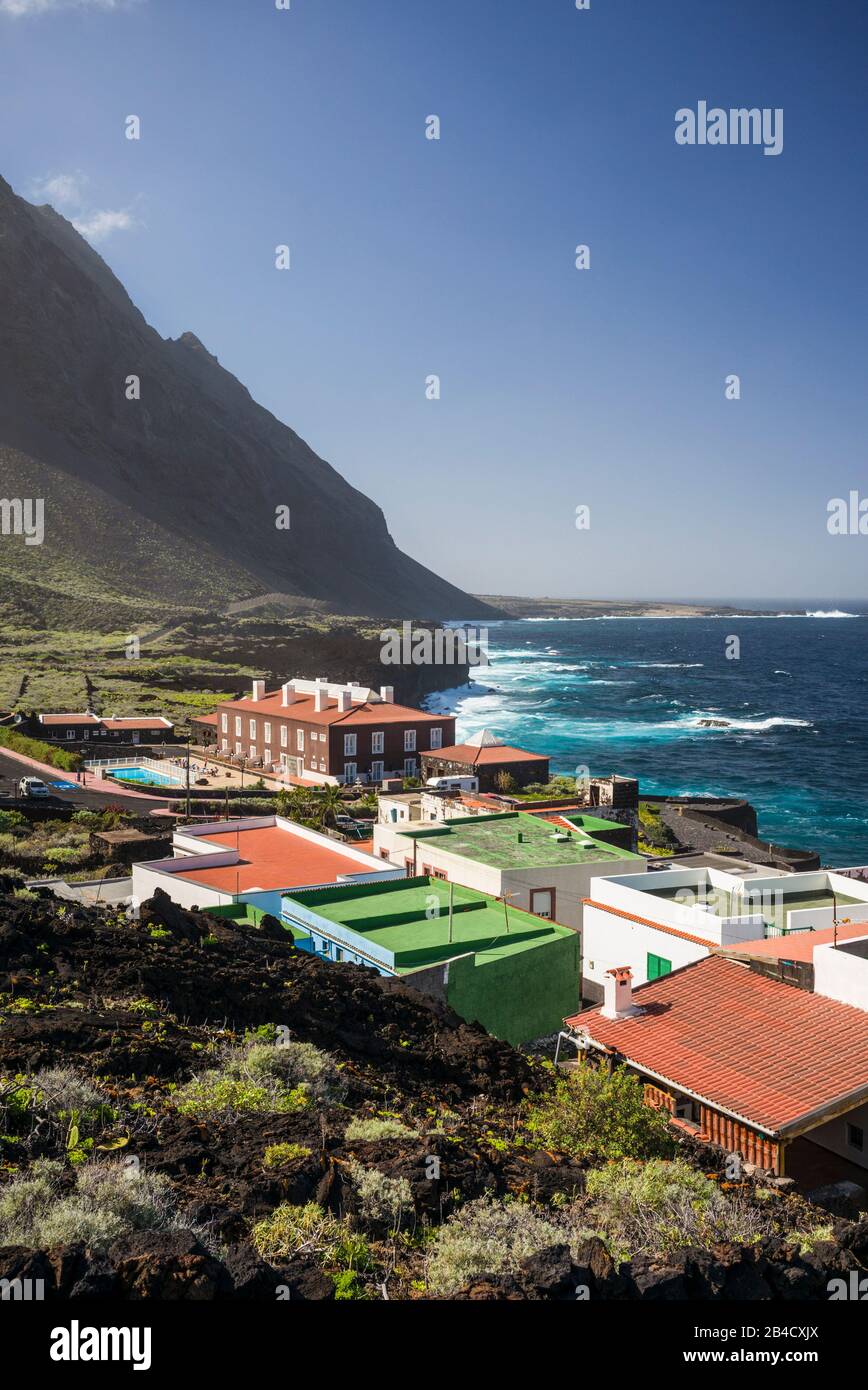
221;713;228;733
264;722;272;744
249;718;257;739
235;716;242;737
343;762;357;783
297;729;305;751
403;757;417;777
404;729;416;753
280;726;288;748
430;727;443;750
344;732;357;756
371;760;384;782
371;731;384;754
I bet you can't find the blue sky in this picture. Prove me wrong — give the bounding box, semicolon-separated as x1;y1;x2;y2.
2;0;867;601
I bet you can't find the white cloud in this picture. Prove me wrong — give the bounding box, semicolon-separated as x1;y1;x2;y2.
30;171;88;208
72;208;135;243
29;169;136;243
1;0;127;15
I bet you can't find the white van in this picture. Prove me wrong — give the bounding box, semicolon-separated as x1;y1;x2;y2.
425;775;479;793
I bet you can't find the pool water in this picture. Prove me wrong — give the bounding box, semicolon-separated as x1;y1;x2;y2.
107;766;182;787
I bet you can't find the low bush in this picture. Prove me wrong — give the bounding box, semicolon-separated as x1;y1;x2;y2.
0;727;81;771
427;1197;570;1295
169;1037;343;1118
251;1202;371;1272
262;1142;311;1169
0;1158;183;1252
346;1161;414;1231
585;1157;774;1264
525;1062;675;1162
344;1117;418;1143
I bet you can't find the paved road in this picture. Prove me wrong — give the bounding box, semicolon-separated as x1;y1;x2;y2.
0;750;171;815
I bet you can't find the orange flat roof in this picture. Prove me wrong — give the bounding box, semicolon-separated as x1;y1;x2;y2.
173;825;374;893
717;920;868;964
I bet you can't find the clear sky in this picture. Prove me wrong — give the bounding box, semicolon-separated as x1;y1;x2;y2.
2;0;866;601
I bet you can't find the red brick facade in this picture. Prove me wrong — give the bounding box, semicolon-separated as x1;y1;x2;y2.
214;683;456;784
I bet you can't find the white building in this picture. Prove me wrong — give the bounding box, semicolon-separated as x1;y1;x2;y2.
131;815;401;916
581;863;868;1000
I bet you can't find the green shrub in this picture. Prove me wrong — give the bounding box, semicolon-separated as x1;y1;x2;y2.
585;1158;773;1263
0;1158;182;1252
428;1196;569;1295
344;1117;418;1143
169;1037;342;1118
0;809;26;833
525;1063;675;1162
251;1203;318;1261
346;1161;414;1230
0;728;81;771
262;1142;311;1169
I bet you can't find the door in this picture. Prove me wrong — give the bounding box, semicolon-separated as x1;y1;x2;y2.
530;888;554;919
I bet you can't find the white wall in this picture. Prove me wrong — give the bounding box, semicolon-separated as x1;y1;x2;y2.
582;902;710;996
131;861;231;911
814;937;868;1011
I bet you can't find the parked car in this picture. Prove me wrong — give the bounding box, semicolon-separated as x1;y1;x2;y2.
18;776;50;798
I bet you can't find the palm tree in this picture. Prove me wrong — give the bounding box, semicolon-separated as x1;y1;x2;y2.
318;784;345;829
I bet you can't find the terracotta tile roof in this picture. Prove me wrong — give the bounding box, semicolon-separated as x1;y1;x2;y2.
716;921;868;964
424;743;548;766
218;691;449;727
567;955;868;1136
582;898;712;949
192;713;219;726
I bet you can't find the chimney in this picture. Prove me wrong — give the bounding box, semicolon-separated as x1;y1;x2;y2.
337;689;351;712
380;685;395;704
251;679;265;702
601;967;639;1020
314;682;327;713
281;681;295;707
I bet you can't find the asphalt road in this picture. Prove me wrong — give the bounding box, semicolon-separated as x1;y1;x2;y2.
0;750;171;815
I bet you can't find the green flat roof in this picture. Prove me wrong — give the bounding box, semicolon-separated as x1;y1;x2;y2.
398;811;642;871
284;875;575;972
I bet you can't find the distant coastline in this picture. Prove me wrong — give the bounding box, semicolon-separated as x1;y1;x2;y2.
473;596;860;621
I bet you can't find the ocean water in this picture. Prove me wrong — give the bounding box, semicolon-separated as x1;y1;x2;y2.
431;607;868;867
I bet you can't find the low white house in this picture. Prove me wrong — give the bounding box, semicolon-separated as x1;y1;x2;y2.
131;815;401;916
581;864;868;1001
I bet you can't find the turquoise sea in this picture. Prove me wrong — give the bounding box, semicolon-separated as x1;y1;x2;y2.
431;605;868;867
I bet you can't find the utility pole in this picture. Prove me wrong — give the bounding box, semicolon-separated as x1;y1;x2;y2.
185;726;191;821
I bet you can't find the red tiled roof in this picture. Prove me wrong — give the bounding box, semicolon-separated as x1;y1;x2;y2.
101;718;172;730
218;690;448;727
192;713;219;726
424;743;548;766
582;898;712;949
716;920;868;964
171;825;375;893
567;955;868;1136
39;714;100;725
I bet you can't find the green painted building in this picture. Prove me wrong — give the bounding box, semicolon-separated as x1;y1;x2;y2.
381;810;645;933
281;875;580;1046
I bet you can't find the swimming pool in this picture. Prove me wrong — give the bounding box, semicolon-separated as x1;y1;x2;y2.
107;766;183;787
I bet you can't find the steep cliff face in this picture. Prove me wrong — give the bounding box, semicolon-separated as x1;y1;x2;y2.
0;175;494;622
